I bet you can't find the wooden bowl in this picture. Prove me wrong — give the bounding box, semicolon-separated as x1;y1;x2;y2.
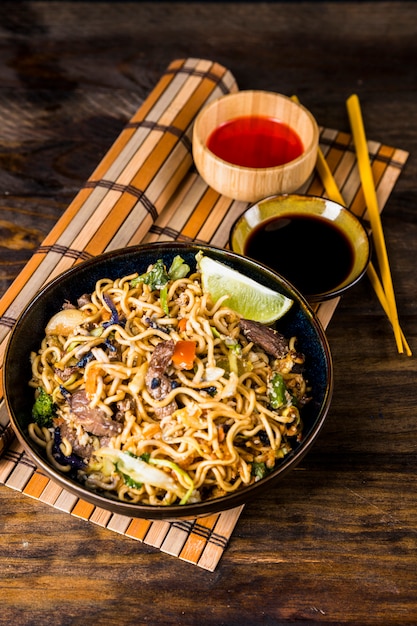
192;90;319;202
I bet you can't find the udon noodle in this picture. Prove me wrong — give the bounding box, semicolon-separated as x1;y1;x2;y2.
28;254;310;506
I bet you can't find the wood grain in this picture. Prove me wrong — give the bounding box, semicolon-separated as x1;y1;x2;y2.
0;2;417;625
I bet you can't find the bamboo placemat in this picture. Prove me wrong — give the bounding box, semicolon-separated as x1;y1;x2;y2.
0;58;409;571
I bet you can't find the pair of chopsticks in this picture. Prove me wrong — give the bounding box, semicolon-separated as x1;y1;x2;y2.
293;95;411;356
346;95;410;356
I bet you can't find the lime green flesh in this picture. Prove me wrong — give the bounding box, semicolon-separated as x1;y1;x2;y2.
199;256;293;324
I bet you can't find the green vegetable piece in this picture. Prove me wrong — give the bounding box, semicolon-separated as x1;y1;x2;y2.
130;256;190;315
269;372;287;409
90;327;104;337
168;255;190;280
211;326;222;339
118;452;148;488
251;461;269;480
120;472;143;490
131;259;170;291
160;285;169;315
32;388;55;427
97;448;194;504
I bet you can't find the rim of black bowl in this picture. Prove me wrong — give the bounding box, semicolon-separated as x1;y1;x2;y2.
3;241;333;520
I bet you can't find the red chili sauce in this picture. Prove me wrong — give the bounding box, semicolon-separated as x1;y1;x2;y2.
206;115;304;169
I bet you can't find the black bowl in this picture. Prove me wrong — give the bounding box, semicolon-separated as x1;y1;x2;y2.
230;194;371;302
3;242;333;520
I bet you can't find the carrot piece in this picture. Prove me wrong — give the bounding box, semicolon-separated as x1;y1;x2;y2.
172;340;196;370
101;308;112;322
178;317;188;332
85;364;103;396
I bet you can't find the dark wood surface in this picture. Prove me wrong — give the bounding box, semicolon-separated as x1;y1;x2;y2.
1;2;416;624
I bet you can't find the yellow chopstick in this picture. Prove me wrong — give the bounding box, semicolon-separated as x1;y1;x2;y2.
315;144;412;356
346;94;405;354
292;94;410;355
366;264;411;355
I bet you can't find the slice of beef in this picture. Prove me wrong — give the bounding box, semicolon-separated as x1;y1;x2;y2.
145;340;178;418
114;398;134;422
239;319;289;359
77;293;92;307
69;389;122;437
59;422;97;459
55;366;79;382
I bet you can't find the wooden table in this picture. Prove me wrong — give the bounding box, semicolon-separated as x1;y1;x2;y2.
1;3;416;624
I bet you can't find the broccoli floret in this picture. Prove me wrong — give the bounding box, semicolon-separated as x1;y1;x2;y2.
251;461;270;480
32;388;55;427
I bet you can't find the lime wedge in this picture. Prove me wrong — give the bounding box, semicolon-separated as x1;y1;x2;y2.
198;255;293;324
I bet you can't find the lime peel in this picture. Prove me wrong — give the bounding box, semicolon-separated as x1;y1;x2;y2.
197;254;293;324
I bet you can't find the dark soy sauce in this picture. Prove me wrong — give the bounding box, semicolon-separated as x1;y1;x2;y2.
207;115;304;169
244;213;354;297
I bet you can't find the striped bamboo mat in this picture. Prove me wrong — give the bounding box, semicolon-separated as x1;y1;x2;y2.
0;58;408;570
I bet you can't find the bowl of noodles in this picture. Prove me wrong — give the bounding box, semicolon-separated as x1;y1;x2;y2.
3;242;332;520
